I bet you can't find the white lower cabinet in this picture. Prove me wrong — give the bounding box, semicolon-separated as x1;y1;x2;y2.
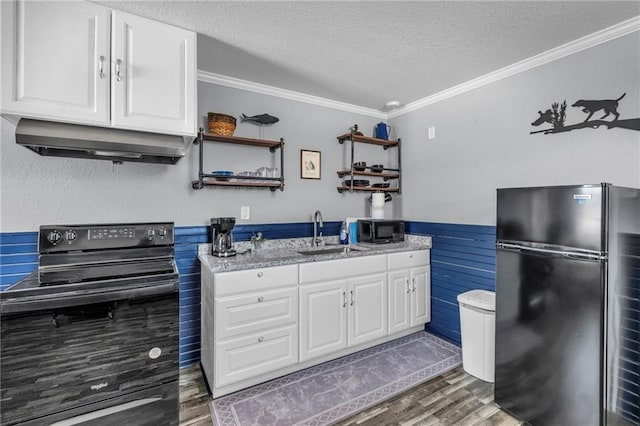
299;255;388;362
203;264;299;392
214;287;297;339
299;279;349;361
411;266;431;325
202;249;431;398
214;324;298;388
388;269;412;334
348;273;388;347
387;251;431;333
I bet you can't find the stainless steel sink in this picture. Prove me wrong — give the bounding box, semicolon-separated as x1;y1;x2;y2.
296;246;362;256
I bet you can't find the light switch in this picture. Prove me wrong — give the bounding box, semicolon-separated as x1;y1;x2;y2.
241;206;250;220
428;126;436;140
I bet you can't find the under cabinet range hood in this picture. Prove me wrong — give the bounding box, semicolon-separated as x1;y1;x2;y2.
15;119;186;164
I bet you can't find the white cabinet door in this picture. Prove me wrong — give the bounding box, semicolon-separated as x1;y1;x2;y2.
215;324;298;388
388;269;411;334
1;0;110;124
411;266;431;326
348;273;388;347
299;279;348;362
111;11;196;135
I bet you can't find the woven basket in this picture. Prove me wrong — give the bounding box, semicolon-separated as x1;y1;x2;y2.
207;113;236;136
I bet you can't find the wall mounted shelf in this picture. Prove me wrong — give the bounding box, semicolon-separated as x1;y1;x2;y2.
336;131;401;194
337;133;399;149
191;128;285;191
336;169;400;180
336;186;400;194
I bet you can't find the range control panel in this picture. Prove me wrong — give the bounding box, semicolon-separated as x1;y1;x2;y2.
39;223;174;253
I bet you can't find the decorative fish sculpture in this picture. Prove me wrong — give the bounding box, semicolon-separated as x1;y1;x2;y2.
240;113;279;125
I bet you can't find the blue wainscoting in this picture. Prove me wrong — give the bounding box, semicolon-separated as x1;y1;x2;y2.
406;221;496;345
0;232;39;290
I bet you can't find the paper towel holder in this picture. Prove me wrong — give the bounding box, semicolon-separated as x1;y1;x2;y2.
368;192;392;203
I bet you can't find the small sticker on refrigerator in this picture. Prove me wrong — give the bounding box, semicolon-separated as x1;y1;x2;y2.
573;194;591;204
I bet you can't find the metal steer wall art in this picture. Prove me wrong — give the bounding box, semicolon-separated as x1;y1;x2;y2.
530;93;640;135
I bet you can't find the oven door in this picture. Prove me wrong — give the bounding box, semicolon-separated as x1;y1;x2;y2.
0;284;179;426
19;381;178;426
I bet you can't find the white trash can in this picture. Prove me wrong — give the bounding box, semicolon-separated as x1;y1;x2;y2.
457;289;495;382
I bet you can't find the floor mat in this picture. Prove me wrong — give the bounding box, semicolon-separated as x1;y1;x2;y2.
210;331;462;425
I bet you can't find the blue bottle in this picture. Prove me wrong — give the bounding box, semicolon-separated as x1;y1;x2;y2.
339;221;349;245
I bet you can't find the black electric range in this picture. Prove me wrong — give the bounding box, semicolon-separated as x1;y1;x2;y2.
0;222;180;426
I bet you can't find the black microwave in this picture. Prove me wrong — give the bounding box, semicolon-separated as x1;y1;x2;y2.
357;219;405;244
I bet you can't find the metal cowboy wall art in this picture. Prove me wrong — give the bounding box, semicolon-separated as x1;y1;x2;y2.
531;93;640;135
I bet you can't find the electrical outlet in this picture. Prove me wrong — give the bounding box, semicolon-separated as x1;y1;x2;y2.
428;126;436;140
241;206;250;220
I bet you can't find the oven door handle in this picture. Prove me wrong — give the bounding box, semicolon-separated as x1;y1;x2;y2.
0;281;178;315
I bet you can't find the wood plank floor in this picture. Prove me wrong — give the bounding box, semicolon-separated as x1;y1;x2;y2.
179;365;525;426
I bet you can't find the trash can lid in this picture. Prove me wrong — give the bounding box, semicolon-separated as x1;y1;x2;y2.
457;289;495;311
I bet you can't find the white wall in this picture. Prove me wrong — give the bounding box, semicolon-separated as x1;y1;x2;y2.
0;83;397;231
393;32;640;226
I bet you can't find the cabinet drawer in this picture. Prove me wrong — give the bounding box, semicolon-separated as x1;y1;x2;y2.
387;250;430;270
214;264;298;297
215;324;298;387
215;287;298;339
299;254;387;284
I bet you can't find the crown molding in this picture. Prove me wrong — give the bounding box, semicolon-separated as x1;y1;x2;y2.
388;15;640;118
197;70;387;119
198;16;639;121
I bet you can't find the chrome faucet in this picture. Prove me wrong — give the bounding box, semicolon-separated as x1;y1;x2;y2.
312;210;324;247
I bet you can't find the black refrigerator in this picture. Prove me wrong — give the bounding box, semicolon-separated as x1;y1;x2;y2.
495;183;639;426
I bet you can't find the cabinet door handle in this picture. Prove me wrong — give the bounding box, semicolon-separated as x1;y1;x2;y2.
406;279;410;293
258;336;264;342
257;296;264;302
115;59;122;82
350;290;355;306
98;55;105;79
412;277;416;292
257;271;263;278
342;291;347;308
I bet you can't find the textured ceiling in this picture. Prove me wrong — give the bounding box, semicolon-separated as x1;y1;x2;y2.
94;1;640;111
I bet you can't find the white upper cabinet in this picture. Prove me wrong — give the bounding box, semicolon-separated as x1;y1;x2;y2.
1;1;197;136
111;11;196;135
1;1;110;124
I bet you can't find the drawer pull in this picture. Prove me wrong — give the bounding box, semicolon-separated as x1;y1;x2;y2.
350;290;355;306
98;55;105;79
257;272;264;277
409;254;413;258
258;336;264;342
412;277;416;292
406;280;410;293
342;291;347;308
115;58;122;82
257;296;264;302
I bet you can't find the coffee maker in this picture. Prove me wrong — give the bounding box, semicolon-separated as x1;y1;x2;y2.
210;217;236;257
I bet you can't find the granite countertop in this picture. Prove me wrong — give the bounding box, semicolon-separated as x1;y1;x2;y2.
197;235;432;273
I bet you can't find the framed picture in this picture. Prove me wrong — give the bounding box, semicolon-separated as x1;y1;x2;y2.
301;149;321;179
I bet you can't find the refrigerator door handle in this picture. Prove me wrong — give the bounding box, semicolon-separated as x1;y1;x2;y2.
496;242;606;261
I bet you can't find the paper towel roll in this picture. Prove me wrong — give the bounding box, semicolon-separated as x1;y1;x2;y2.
371;192;385;219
